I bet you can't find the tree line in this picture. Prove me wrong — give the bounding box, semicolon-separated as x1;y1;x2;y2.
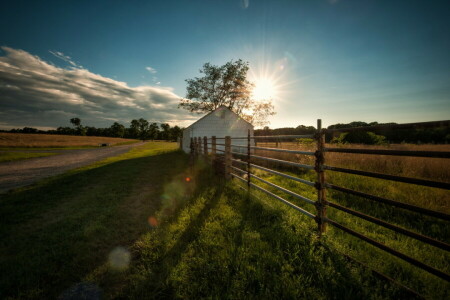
255;121;450;144
3;118;184;141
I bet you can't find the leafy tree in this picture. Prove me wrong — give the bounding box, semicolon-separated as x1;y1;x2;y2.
169;125;182;141
138;118;150;140
70;118;81;127
160;123;170;140
129;119;140;139
148;122;159;140
69;117;86;136
179;59;275;126
110;122;125;138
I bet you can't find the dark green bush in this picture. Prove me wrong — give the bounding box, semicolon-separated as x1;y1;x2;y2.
331;131;387;145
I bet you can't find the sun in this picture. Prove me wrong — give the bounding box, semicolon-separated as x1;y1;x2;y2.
252;78;277;101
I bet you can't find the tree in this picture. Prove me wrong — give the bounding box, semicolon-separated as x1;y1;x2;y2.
70;118;81;127
110;122;125;138
138;118;149;140
179;59;275;127
169;125;182;141
160;123;170;140
148;122;159;140
69;117;85;136
129;119;140;138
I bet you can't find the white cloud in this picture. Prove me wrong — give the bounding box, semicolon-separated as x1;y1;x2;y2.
49;50;78;67
0;47;197;129
146;66;157;74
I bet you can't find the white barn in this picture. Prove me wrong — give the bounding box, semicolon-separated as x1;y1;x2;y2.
181;106;254;153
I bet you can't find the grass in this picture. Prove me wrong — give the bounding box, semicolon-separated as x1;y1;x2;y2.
1;142;448;299
84;161;427;299
0;132;138;148
234;142;450;298
0;152;58;163
0;142;181;299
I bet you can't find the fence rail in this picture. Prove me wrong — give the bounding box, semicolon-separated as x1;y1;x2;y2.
189;119;450;294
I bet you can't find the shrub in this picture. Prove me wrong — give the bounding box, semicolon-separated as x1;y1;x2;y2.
331;131;387;145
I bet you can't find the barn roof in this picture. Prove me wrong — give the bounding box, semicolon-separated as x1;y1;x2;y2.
184;105;253;129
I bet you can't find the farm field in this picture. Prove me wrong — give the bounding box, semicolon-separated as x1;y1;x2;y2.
0;132;138;148
0;141;448;299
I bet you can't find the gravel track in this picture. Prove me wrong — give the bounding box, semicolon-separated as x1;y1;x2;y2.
0;142;145;194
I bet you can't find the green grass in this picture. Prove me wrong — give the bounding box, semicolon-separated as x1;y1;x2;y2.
0;142;181;299
0;152;58;162
1;147;448;299
84;162;424;299
232;165;450;299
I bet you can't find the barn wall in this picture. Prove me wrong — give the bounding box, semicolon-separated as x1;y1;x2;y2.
182;107;254;153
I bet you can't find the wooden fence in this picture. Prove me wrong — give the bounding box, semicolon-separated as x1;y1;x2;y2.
189;119;450;293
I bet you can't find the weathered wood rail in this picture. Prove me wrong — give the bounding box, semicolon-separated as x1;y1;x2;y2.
190;119;450;294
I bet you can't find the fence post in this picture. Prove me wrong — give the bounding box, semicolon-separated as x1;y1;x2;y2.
247;129;251;189
196;137;200;158
211;136;216;159
225;136;231;180
315;119;327;235
190;137;194;165
203;136;208;157
197;137;202;155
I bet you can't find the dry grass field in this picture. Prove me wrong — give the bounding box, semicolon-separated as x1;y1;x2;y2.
0;132;137;148
255;142;450;183
252;142;450;213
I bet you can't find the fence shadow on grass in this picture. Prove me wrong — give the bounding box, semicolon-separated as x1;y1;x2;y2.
226;186;421;299
127;159;225;298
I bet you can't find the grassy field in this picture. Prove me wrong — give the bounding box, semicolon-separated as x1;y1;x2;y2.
0;132;138;148
0;152;58;163
1;141;448;299
0;142;181;299
241;142;450;298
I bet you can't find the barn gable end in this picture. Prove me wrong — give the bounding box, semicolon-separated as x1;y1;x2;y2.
181;106;254;153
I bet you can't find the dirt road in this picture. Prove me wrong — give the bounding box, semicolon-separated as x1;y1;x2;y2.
0;142;145;193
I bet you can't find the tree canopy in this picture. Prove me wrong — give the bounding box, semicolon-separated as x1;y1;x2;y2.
179;59;275;127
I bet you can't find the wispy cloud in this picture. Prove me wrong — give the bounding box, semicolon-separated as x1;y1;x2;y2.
0;47;197;129
145;66;157;74
49;50;78;67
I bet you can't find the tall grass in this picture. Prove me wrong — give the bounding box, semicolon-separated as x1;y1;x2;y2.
231;142;450;298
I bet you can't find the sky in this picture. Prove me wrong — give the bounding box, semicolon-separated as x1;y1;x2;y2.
0;0;449;129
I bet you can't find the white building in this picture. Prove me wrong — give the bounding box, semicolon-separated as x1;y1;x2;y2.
181;106;254;153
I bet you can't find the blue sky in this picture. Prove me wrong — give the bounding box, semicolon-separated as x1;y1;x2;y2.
0;0;449;129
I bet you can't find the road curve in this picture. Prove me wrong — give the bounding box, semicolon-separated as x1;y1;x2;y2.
0;142;145;194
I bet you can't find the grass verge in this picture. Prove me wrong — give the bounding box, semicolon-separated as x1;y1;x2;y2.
0;152;58;163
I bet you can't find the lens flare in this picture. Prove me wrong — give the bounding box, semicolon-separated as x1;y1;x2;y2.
185;177;191;182
148;216;158;228
108;246;130;271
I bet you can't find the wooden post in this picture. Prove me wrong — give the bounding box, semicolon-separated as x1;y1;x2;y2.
195;137;200;158
247;129;251;189
315;119;327;235
197;137;202;155
190;137;194;164
211;136;216;159
203;136;208;156
225;136;231;180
